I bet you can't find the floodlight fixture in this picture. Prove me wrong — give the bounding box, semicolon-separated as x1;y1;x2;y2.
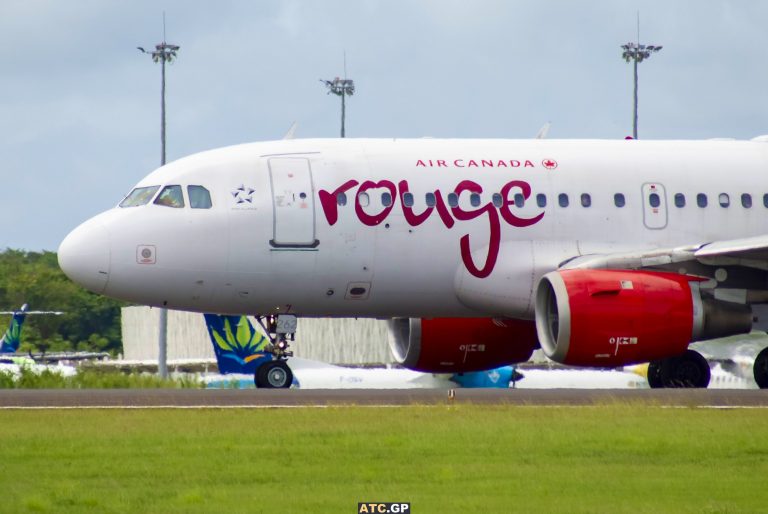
321;77;355;137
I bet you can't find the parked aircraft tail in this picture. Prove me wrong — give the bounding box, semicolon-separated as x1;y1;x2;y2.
203;314;272;374
0;304;29;353
0;304;65;354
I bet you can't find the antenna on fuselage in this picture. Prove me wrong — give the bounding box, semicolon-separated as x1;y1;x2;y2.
282;121;298;140
535;122;551;139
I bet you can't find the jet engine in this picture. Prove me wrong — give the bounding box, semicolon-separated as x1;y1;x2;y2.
387;317;538;373
534;269;752;367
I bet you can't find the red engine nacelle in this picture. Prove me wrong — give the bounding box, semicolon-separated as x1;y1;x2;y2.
387;317;538;373
535;269;752;367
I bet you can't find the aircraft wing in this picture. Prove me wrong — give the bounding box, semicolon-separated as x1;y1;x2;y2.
694;235;768;265
564;235;768;273
31;352;110;363
553;235;768;322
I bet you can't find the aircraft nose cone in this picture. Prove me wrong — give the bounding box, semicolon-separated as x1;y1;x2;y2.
58;220;111;294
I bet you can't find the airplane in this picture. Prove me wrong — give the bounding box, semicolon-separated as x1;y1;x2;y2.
512;366;648;389
0;304;107;364
0;304;79;377
57;136;768;389
0;304;64;354
509;360;758;390
202;313;518;388
0;305;30;354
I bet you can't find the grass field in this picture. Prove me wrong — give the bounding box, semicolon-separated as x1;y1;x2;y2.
1;404;767;513
0;368;202;389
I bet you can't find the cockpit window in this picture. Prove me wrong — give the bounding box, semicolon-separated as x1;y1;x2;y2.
188;185;212;209
119;186;160;207
154;185;185;208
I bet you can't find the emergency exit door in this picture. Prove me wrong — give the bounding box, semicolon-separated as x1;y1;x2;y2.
268;158;319;248
641;182;668;230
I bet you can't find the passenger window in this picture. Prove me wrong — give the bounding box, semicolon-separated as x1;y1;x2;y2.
188;185;212;209
742;194;752;208
614;193;625;208
425;192;436;207
536;194;547;208
381;192;393;207
674;193;686;208
697;193;708;208
358;192;370;207
120;186;160;207
514;193;525;208
719;193;730;208
558;193;569;208
154;185;184;208
492;193;503;208
581;193;591;208
402;192;414;207
448;193;459;208
470;193;481;207
648;193;660;208
336;192;347;206
763;194;768;208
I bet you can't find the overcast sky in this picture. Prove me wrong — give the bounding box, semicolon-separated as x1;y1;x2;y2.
3;0;768;251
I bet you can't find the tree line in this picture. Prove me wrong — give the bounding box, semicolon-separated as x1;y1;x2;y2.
0;249;123;355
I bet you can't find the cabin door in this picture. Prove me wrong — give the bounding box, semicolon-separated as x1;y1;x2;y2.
268;158;319;248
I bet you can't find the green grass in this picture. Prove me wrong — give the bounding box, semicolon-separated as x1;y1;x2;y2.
0;405;767;513
0;368;202;389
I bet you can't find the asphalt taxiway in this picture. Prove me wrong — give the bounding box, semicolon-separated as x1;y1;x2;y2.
0;388;766;408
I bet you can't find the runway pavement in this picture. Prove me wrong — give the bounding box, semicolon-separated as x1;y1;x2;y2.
0;388;766;408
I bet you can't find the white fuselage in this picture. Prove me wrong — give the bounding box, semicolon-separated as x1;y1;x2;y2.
203;357;455;389
58;138;768;319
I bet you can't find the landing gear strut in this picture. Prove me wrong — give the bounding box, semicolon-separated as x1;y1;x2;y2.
648;350;711;388
253;314;297;389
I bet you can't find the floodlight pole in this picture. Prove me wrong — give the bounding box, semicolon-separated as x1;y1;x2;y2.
139;20;179;380
621;14;661;139
139;41;179;166
633;53;639;140
160;47;167;166
321;77;355;138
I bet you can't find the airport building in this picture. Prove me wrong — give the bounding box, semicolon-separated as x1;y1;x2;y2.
121;306;394;365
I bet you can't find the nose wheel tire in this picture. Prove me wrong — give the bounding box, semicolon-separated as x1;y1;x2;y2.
255;360;293;389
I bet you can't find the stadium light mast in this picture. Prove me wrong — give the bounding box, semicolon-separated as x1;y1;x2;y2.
321;76;355;138
621;13;661;139
138;14;179;379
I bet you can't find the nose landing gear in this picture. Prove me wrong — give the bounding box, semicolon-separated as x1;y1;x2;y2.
253;314;297;389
